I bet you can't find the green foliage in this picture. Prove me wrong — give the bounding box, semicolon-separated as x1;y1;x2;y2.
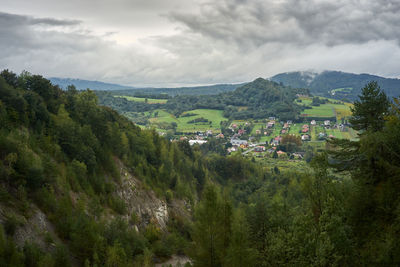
349;81;390;133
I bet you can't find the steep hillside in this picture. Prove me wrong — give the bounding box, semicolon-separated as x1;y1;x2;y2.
0;70;216;266
271;70;400;100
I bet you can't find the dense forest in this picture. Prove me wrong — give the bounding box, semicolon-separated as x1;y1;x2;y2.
1;69;400;266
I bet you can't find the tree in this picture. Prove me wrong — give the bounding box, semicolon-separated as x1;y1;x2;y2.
349;81;390;133
190;185;232;267
225;208;257;267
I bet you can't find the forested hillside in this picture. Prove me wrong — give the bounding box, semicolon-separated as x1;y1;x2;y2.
98;78;309;121
160;78;308;120
1;69;400;266
271;70;400;101
1;70;262;266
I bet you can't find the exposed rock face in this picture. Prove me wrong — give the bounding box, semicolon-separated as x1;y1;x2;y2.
116;162;169;230
0;203;59;251
14;208;58;249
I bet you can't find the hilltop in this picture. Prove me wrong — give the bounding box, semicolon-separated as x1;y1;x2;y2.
50;77;243;95
270;70;400;100
49;77;134;91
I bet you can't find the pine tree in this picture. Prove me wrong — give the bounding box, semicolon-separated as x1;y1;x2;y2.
349;81;390;133
225;208;257;267
190;185;232;267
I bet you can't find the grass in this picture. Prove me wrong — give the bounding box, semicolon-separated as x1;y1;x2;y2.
297;96;353;121
149;109;227;133
255;157;310;173
116;95;168;104
301;105;336;117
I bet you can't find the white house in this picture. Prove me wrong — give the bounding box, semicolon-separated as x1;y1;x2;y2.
189;140;208;146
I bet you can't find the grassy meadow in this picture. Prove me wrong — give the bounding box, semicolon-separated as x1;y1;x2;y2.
149;109;227;133
116;95;168;104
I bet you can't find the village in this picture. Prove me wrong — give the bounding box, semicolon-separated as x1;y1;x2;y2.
175;116;353;161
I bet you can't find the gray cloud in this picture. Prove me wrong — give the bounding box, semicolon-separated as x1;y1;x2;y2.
169;0;400;48
0;11;80;26
0;1;400;87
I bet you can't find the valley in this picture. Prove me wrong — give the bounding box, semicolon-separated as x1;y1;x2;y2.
103;89;358;173
0;70;399;267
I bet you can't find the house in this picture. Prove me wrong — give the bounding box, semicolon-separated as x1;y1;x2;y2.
287;120;293;125
271;140;279;146
281;129;287;134
206;130;213;136
255;129;261;135
216;133;225;139
271;136;281;146
231;139;248;146
301;134;310;141
254;146;265;152
302;128;309;133
189;140;207;146
267;148;275;153
324;120;331;126
231;123;238;129
267;121;275;128
318;132;327;140
264;131;268;135
268;117;276;121
238;129;246;136
277;150;286;157
311;120;316;126
283;123;289;129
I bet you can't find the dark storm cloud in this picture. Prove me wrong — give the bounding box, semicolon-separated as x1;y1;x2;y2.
169;0;400;48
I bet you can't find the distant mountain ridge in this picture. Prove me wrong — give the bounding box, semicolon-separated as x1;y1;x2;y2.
50;77;244;95
270;71;400;100
49;77;134;91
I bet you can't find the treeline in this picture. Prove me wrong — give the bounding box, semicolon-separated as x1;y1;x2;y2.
111;83;243;97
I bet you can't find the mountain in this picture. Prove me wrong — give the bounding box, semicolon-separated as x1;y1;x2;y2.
50;77;244;95
163;77;308;120
113;83;245;96
49;77;134;90
270;71;400;100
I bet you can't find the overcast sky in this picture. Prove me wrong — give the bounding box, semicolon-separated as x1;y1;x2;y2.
1;0;400;86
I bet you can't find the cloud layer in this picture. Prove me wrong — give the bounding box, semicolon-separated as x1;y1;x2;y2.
1;0;400;86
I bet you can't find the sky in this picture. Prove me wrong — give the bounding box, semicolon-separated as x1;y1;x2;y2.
1;0;400;87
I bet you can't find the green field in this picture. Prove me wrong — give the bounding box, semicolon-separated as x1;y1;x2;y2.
116;95;168;104
149;109;227;133
331;87;352;94
299;97;352;121
301;105;336;117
